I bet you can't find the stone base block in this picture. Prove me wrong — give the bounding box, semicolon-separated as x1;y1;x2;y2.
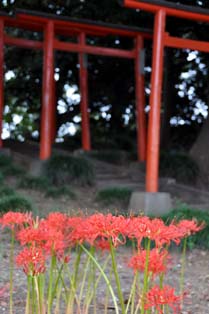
128;192;172;216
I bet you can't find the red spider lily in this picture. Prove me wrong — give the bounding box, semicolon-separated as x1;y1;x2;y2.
45;212;68;230
125;217;183;248
145;285;182;313
70;213;128;247
16;246;46;276
123;216;151;246
17;226;47;246
94;238;111;251
148;220;185;248
42;228;66;255
177;219;205;237
0;211;31;229
128;248;171;277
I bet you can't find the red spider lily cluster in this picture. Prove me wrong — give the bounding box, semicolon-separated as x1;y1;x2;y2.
0;211;204;313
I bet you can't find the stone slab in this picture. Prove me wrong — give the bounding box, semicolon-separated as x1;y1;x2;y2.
128;192;172;216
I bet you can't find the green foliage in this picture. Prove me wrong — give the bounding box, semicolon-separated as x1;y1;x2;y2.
43;155;95;186
96;187;132;205
45;186;76;199
0;186;16;197
0;194;33;214
161;205;209;249
0;171;4;184
160;151;199;183
0;154;24;177
18;175;50;190
0;154;13;167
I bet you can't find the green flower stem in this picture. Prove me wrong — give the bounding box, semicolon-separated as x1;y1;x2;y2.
180;237;187;308
125;271;138;314
47;254;57;314
34;276;41;314
104;261;112;314
109;240;125;314
9;228;15;314
141;238;151;314
32;276;37;314
66;245;82;313
80;244;119;314
38;274;45;314
78;255;91;302
54;280;62;314
51;263;64;303
25;275;32;314
85;254;111;313
65;268;81;314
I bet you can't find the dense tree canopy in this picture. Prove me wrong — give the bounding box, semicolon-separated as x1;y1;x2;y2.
1;0;209;154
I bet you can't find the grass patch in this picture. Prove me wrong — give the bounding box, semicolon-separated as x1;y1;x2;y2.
45;186;76;199
160;151;199;183
96;187;132;206
43;154;95;186
161;204;209;249
18;175;50;190
0;194;34;214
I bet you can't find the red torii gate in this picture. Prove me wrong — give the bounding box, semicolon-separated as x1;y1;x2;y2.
120;0;209;193
0;9;151;164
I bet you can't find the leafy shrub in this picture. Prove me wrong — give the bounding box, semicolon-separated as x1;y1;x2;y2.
161;205;209;249
160;151;199;183
45;186;76;199
0;171;4;184
0;186;16;197
18;175;50;190
0;154;24;177
96;187;132;205
0;194;33;213
0;154;13;167
43;155;94;186
2;165;25;177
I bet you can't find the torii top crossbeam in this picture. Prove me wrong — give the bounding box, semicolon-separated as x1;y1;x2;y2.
119;0;209;192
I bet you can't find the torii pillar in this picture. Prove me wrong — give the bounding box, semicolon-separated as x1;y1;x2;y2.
135;35;146;161
40;21;55;160
129;9;172;215
79;32;91;151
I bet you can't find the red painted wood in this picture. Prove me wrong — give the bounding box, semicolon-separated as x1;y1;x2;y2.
164;33;209;53
15;12;152;38
124;0;209;22
135;35;146;161
40;21;54;160
146;9;166;192
79;33;91;151
0;19;4;147
4;35;43;49
54;39;135;59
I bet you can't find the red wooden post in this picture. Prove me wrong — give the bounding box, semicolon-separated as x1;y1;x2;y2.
79;32;91;151
0;19;4;148
40;21;54;160
51;76;57;143
135;35;146;161
146;9;166;192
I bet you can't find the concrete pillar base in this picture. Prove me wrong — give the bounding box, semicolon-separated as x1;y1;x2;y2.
128;192;172;216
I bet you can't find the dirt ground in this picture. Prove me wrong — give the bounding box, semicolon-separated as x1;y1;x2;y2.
0;239;208;314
